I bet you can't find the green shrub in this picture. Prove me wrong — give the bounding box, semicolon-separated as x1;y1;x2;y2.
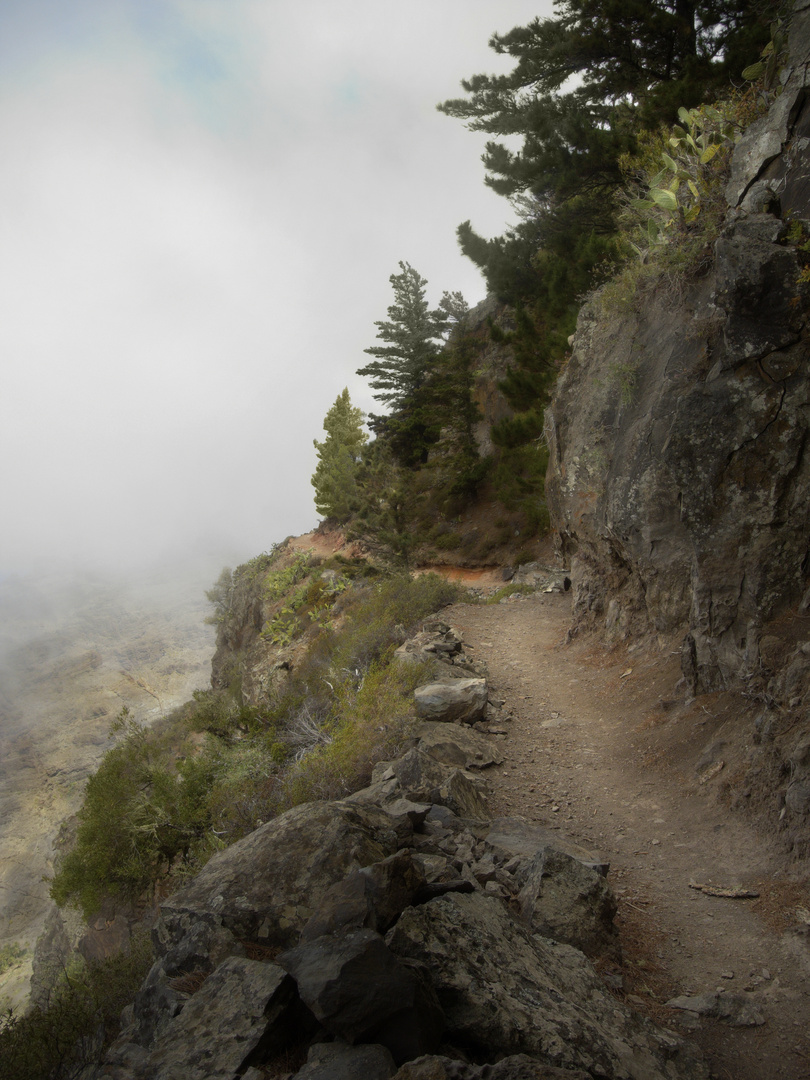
489;441;550;536
201;742;284;844
282;656;432;805
0;929;152;1080
50;710;215;918
330;573;465;675
602;77;773;313
0;943;26;978
50;571;467;918
432;531;462;551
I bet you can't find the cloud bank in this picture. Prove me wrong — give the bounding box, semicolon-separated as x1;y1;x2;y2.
0;0;550;575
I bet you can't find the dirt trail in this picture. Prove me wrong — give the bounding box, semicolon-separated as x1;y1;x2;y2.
444;592;810;1080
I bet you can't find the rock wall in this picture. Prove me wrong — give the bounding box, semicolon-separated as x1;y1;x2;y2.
546;0;810;696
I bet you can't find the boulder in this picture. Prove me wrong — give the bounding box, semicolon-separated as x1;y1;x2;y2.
414;679;488;724
485;817;609;876
665;990;765;1027
517;846;618;958
122;959;188;1050
438;770;490;820
300;851;427;941
391;749;490;820
118;913;248;1049
395;625;464;668
387;892;708;1080
279;928;444;1065
145;957;297;1080
293;1041;397;1079
415;721;504;769
156;801;400;951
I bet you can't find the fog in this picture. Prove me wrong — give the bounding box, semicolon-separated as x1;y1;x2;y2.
0;0;552;583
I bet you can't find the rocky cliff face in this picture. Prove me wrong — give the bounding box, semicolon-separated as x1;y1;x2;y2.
546;2;810;701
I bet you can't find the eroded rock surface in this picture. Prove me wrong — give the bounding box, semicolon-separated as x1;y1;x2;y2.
387;892;708;1080
156;801;401;951
545;7;810;699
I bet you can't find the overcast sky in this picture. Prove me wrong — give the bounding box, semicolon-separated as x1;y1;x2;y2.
0;0;553;578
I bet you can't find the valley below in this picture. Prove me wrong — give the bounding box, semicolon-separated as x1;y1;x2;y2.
0;561;220;1009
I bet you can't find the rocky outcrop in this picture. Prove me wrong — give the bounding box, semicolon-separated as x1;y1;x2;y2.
546;3;810;697
155;801;402;952
457;295;517;458
413;679;488;724
388;892;704;1079
90;639;708;1080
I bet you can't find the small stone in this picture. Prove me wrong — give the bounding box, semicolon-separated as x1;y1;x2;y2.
721;971;735;980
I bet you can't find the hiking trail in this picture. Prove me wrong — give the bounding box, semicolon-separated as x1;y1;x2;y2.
445;592;810;1080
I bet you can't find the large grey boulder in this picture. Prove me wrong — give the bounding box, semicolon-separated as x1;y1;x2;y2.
415;721;504;769
293;1041;396;1079
517;846;618;958
414;679;488;724
665;990;765;1027
155;801;400;952
387;892;708;1080
145;957;296;1080
300;851;427;941
391;749;490;820
485;817;609;876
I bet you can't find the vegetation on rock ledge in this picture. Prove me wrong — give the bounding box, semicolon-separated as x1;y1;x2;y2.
49;554;463;920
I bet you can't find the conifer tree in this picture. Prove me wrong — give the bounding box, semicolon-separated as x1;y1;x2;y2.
357;262;449;412
311;389;367;522
438;0;772;301
357;262;459;466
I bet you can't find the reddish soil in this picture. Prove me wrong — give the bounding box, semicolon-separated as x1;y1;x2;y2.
444;592;810;1080
288;526;365;560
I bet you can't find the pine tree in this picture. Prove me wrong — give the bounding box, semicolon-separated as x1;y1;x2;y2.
357;262;452;466
439;1;770;206
311;389;367;522
357;262;449;413
438;0;772;302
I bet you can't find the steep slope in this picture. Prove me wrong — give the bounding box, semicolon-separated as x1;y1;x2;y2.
0;566;215;1009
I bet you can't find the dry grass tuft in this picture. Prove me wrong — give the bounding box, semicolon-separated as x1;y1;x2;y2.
167;970;210;996
240;940;282;962
260;1040;309;1077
